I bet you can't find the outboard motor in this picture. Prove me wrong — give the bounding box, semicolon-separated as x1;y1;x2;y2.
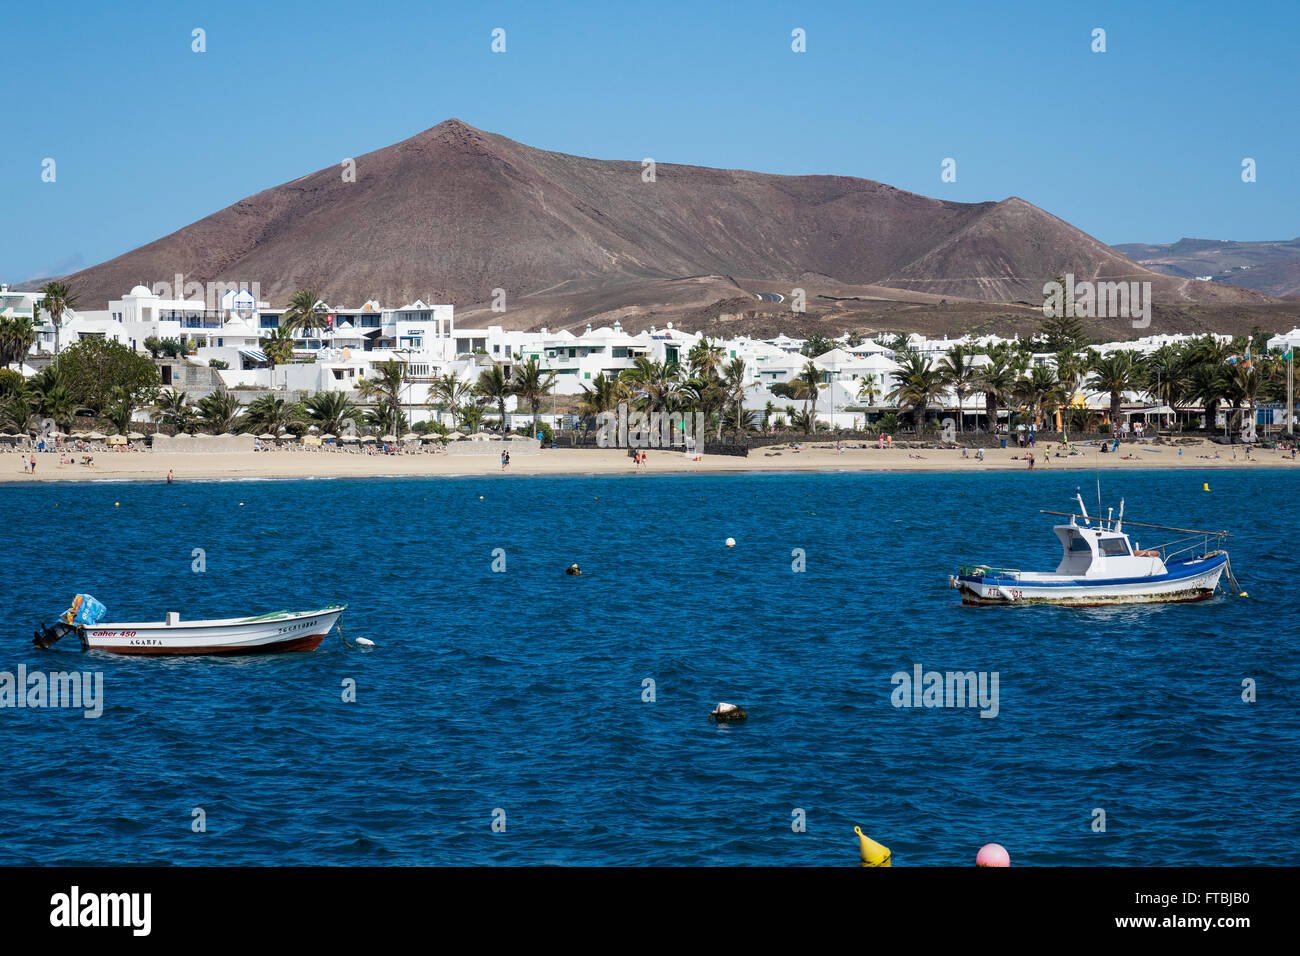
34;621;76;649
33;594;106;650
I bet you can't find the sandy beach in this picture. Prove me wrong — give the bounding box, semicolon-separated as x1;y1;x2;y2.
4;439;1294;482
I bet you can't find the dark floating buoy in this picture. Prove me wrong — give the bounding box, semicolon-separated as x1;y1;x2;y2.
710;702;747;722
565;564;582;576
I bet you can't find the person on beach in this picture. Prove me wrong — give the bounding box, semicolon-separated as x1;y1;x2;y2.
1026;451;1035;470
29;455;35;474
878;432;885;449
975;447;985;461
166;469;174;484
501;450;508;472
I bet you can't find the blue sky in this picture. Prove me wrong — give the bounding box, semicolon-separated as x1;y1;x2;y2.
3;0;1296;283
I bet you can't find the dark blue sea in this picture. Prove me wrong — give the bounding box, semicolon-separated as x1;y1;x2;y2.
1;469;1296;866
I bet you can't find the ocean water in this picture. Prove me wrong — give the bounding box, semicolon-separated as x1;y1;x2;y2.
0;468;1296;866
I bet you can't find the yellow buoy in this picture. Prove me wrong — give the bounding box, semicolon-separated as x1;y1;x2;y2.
1203;483;1210;491
114;502;119;507
854;826;891;867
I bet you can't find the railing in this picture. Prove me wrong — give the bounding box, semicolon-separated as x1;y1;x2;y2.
956;564;1022;580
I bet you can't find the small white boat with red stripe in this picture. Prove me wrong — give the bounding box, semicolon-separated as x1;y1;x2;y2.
34;597;346;655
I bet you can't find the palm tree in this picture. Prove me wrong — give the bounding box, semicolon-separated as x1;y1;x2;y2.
430;373;474;428
104;393;136;436
721;357;750;441
1227;363;1262;438
152;388;195;433
244;395;305;435
1015;365;1067;434
262;325;297;382
305;391;359;435
620;356;681;414
857;377;881;408
976;346;1020;433
0;316;37;369
196;390;244;434
357;360;407;435
687;337;726;379
475;364;515;433
680;370;726;439
38;281;78;359
281;290;329;339
363;403;408;436
887;350;946;435
938;345;980;432
578;372;622;432
512;356;558;437
1087;350;1145;430
792;360;825;435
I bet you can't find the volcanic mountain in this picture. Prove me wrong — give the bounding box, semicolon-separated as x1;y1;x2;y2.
51;119;1273;334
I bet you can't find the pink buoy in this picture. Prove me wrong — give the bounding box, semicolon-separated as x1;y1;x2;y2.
976;843;1010;867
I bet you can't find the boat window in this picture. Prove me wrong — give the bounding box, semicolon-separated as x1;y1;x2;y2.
1069;535;1091;552
1099;538;1130;556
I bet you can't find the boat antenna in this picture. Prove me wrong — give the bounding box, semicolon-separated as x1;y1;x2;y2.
1117;498;1125;533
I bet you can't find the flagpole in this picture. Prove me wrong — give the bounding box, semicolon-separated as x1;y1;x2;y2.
1288;349;1294;438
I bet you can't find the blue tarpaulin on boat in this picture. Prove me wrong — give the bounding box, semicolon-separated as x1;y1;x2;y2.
61;594;106;626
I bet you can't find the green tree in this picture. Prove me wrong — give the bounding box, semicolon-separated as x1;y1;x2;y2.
792;360;826;435
511;356;558;437
937;345;980;433
0;316;38;368
196;390;244;434
305;391;359;435
244;395;306;435
357;360;408;435
38;281;78;359
887;350;946;434
56;337;160;416
1086;350;1145;429
282;290;329;338
475;364;516;433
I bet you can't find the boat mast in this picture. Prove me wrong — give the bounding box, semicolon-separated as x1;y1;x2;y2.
1117;498;1125;533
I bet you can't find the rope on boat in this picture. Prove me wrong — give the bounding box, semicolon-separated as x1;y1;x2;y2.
337;619;352;647
1223;553;1248;597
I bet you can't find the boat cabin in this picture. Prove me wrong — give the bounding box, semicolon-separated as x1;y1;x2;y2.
1053;521;1162;577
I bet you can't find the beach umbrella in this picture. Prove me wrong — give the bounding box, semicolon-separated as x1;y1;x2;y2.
401;432;419;441
127;431;145;439
420;433;445;441
321;433;338;440
360;435;376;442
469;432;495;440
258;433;276;440
446;432;466;440
380;434;397;442
86;431;106;440
340;435;359;443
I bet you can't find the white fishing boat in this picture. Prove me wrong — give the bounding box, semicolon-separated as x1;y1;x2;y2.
34;596;346;655
949;494;1240;607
